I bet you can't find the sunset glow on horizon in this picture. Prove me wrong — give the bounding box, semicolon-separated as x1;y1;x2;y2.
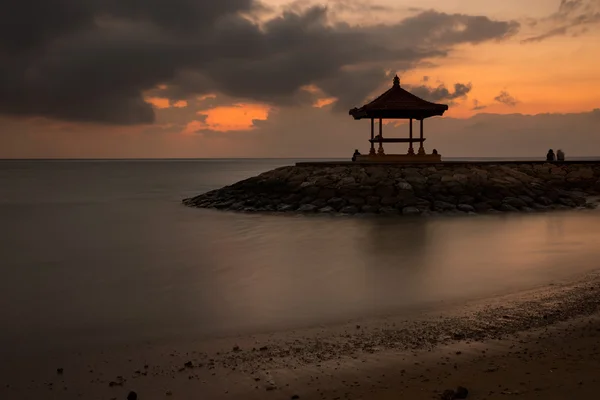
1;0;600;158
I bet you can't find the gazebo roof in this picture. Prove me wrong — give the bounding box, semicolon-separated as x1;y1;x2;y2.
349;75;448;120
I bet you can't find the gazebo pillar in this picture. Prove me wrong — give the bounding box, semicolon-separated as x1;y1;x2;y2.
377;118;384;155
418;119;425;155
369;118;375;155
408;118;415;155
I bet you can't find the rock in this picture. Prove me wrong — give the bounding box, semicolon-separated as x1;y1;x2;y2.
405;174;427;184
500;203;519;212
183;163;600;216
348;197;366;206
327;197;346;210
299;181;315;189
518;195;535;205
375;185;395;197
457;204;475;212
396;181;413;191
379;206;398;215
283;193;303;203
571;195;587;206
457;195;475;204
455;386;469;399
402;206;421;215
230;201;245;211
301;185;319;196
559;197;576;207
127;392;138;400
537;196;553;206
297;204;317;212
57;368;63;375
473;202;492;212
311;198;327;208
452;173;469;183
380;196;398;206
434;201;456;211
361;205;379;213
400;197;419;209
503;197;528;208
318;206;335;213
567;168;594;180
317;188;336;198
184;361;194;368
366;196;380;205
277;204;295;212
338;176;356;186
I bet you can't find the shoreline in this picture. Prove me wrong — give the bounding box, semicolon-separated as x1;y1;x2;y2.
3;272;600;399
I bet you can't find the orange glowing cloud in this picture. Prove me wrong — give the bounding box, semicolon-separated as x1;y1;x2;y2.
301;84;321;94
313;97;337;108
146;97;188;109
146;97;170;109
172;100;187;108
182;103;271;134
197;93;217;101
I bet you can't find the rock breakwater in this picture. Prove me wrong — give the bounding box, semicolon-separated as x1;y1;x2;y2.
183;162;600;216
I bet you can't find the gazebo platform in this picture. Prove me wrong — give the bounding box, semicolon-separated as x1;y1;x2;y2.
348;74;448;162
355;153;441;163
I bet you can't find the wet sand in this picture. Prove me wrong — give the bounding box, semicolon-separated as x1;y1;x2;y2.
2;272;600;400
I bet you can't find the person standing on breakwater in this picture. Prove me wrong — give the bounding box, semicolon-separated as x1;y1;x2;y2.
352;149;361;162
557;149;565;161
546;149;556;162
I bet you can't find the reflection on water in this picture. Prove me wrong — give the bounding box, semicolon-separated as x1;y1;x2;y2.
1;160;600;354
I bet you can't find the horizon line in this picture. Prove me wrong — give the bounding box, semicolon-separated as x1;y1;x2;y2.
3;156;600;161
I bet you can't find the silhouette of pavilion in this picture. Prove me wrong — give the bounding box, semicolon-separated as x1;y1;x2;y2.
349;75;448;162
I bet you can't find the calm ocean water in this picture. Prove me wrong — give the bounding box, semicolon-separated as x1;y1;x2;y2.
2;159;600;355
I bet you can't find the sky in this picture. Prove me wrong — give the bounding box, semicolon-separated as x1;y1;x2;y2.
1;0;599;158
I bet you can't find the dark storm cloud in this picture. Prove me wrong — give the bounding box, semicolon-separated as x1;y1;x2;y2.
367;10;520;46
408;82;472;103
0;0;519;125
522;0;600;43
494;90;519;107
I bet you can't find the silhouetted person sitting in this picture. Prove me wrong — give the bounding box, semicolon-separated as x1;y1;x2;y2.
432;149;438;155
352;149;361;162
546;149;555;162
557;149;565;162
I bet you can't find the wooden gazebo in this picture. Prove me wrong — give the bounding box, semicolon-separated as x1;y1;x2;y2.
349;75;448;162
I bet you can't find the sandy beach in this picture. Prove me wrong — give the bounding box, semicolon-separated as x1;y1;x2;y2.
2;271;600;400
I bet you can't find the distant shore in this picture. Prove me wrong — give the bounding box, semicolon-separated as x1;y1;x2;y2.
183;161;600;216
3;272;600;400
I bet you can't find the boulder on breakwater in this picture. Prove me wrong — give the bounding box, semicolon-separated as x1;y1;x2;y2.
182;162;600;216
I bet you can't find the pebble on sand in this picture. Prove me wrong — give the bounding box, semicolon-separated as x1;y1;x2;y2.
441;386;468;399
